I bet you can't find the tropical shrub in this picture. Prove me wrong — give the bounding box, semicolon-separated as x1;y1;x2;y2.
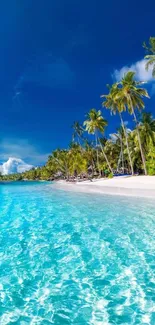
108;172;113;179
146;143;155;175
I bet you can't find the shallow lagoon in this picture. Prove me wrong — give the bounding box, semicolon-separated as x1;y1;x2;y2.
0;182;154;324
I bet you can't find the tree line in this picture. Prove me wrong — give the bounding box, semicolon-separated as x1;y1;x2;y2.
1;37;155;181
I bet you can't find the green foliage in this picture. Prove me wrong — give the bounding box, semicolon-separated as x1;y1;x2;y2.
143;37;155;77
1;105;155;181
83;109;107;134
143;37;155;53
146;162;155;176
1;37;155;180
72;121;84;144
119;71;150;113
139;112;155;152
146;143;155;175
108;172;113;179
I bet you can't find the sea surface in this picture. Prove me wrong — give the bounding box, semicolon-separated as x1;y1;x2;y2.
0;181;155;324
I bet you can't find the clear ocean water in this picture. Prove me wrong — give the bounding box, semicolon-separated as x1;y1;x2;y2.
0;182;155;325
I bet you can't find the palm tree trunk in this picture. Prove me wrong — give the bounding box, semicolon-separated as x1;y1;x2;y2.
79;137;85;153
95;132;101;176
92;160;95;178
131;107;147;175
120;137;124;173
78;137;81;146
98;138;113;173
119;112;134;175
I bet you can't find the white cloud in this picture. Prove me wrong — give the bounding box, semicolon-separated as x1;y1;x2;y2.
109;134;117;143
0;157;33;175
113;59;154;82
0;139;50;166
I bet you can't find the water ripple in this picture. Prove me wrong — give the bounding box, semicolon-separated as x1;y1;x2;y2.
0;182;154;324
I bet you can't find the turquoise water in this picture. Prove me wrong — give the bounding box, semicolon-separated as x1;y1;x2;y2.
0;182;155;325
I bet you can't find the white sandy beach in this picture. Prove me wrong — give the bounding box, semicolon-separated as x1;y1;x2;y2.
54;176;155;198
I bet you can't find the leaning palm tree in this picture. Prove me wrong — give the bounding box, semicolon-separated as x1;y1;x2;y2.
72;121;84;145
111;127;125;173
143;37;155;77
101;84;134;175
139;112;155;152
83;109;112;174
118;71;150;175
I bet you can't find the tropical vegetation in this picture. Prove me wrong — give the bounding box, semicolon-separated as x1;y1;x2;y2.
1;37;155;181
143;37;155;77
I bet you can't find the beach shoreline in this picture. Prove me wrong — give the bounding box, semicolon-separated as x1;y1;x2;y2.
53;176;155;198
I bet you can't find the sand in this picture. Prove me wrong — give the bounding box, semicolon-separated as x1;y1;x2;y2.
53;176;155;198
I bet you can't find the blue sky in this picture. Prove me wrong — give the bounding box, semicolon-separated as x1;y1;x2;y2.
0;0;155;166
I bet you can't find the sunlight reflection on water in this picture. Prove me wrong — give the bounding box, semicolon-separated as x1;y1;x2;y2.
0;182;154;324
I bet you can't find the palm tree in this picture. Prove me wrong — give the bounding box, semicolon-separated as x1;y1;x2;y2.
69;148;87;177
103;138;120;172
118;71;150;175
84;140;96;177
83;109;112;174
127;130;143;173
51;149;71;180
111;127;125;173
146;142;155;175
139;112;155;151
143;37;155;77
101;84;134;175
72;121;84;145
